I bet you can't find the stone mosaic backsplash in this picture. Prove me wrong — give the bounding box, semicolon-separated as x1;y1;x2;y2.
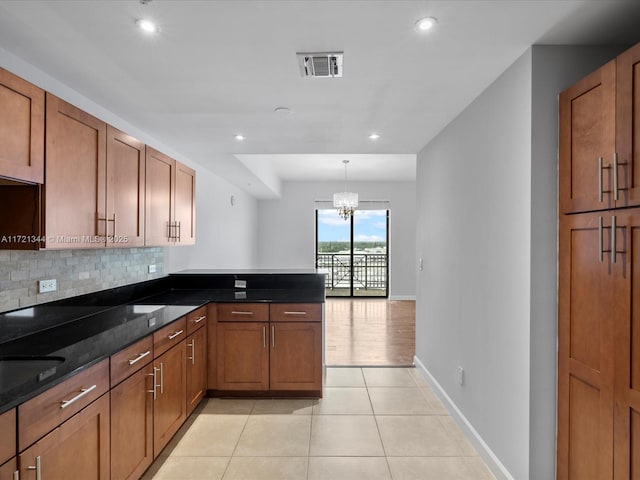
0;247;164;313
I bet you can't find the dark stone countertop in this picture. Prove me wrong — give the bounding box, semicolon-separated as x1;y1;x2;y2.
0;272;325;414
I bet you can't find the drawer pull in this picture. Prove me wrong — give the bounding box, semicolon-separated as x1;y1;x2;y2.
26;455;41;480
231;311;254;315
128;350;151;365
168;330;184;340
148;367;160;399
188;339;195;365
60;384;97;409
193;315;206;324
284;311;307;315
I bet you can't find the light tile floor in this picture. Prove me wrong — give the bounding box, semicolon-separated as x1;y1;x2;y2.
143;367;495;480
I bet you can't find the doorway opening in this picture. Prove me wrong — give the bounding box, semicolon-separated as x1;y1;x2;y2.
315;209;389;298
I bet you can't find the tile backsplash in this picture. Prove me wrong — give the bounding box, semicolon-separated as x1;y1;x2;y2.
0;247;165;313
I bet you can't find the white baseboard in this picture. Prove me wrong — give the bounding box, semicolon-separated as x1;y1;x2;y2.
389;295;416;301
413;355;514;480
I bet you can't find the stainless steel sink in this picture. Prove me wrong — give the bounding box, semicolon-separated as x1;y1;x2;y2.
0;356;65;391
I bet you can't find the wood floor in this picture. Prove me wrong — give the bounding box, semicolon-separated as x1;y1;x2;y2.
324;298;416;366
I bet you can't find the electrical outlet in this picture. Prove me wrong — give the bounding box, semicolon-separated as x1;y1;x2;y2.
234;279;247;289
457;366;465;386
38;279;57;293
148;264;157;273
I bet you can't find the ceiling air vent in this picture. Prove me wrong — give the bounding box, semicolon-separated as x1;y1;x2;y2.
297;52;343;78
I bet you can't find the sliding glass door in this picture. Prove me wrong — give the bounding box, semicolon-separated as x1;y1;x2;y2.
316;209;388;297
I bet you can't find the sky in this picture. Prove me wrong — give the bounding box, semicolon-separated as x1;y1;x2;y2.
317;209;387;243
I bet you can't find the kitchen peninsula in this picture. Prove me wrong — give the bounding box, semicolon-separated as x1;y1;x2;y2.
0;270;324;480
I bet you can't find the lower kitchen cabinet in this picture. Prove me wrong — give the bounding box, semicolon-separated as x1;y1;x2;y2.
186;325;207;416
0;458;17;480
110;365;154;480
153;342;186;456
217;322;269;391
270;322;322;391
18;393;110;480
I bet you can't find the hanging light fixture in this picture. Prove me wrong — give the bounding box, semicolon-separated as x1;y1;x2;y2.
333;160;358;220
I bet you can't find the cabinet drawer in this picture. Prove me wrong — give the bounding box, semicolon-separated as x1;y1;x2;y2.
110;335;153;387
153;317;187;358
18;359;109;451
218;303;269;322
186;306;207;335
270;303;322;322
0;408;15;465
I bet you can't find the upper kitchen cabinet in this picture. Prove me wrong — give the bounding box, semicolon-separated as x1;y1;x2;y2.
559;61;616;214
106;126;145;247
145;147;196;246
560;43;640;214
44;95;146;249
615;43;640;209
145;147;174;246
0;67;44;184
44;93;107;249
175;161;196;245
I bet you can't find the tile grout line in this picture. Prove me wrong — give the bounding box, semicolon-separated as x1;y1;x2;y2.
364;372;395;480
219;399;255;480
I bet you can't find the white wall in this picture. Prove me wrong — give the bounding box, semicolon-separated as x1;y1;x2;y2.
416;46;625;480
257;181;416;299
416;51;533;479
165;166;258;272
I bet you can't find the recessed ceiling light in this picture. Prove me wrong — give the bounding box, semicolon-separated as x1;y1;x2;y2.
234;134;245;141
369;133;380;140
136;19;159;33
415;17;437;32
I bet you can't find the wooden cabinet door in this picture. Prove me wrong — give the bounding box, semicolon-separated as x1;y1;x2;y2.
186;326;207;415
153;342;186;457
0;408;15;466
0;458;16;480
18;394;110;480
559;61;616;214
145;146;174;246
110;365;153;480
616;44;640;209
217;322;269;391
270;322;322;391
0;67;44;183
44;93;107;249
558;212;617;480
613;209;640;480
106;126;145;247
175;161;195;245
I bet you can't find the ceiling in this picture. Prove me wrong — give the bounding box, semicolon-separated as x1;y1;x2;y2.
0;0;639;198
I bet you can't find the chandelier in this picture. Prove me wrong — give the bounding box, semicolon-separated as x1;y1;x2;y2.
333;160;358;220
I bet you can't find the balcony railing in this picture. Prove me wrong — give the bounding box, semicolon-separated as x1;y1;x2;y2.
316;253;388;295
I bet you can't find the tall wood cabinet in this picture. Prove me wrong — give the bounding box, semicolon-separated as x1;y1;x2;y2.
0;67;44;184
558;42;640;480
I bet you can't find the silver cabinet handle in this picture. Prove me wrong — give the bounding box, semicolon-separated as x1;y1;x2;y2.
188;340;195;365
284;311;307;315
26;456;41;480
598;156;604;202
147;367;159;400
613;153;619;201
13;469;19;480
128;350;151;365
611;215;617;264
194;315;206;324
272;325;275;348
231;311;254;315
168;330;184;340
160;362;164;394
262;325;266;348
60;385;97;409
599;216;604;262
